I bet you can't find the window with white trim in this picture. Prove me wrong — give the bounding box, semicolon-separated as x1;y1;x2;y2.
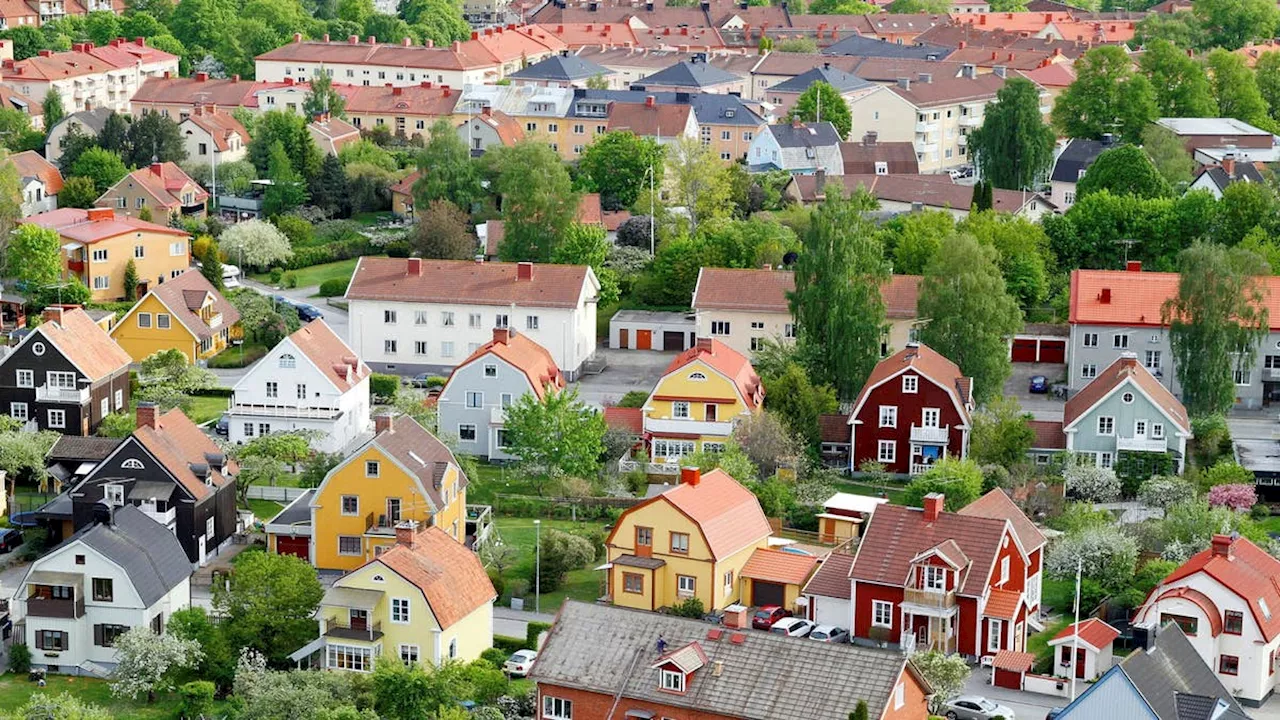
673;401;690;419
365;461;380;477
987;618;1002;651
543;697;573;720
327;643;373;672
723;570;734;596
710;320;730;335
157;314;170;329
1152;423;1165;440
391;597;410;623
902;375;918;393
399;644;419;664
660;669;685;692
279;353;296;368
924;566;946;591
465;391;483;409
122;458;144;470
15;369;32;387
9;402;26;421
104;484;124;505
1097;416;1114;435
458;424;477;442
337;536;361;555
47;408;65;428
878;439;896;463
999;556;1009;584
677;575;695;596
872;599;893;628
114;389;123;410
341;495;358;515
1098;451;1113;469
1082;332;1098;347
1113;334;1129;349
1081;363;1097;379
879;405;897;428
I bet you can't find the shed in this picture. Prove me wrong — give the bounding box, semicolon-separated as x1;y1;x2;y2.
1048;618;1119;681
816;492;887;544
609;310;696;351
991;649;1036;690
1235;437;1280;501
1011;323;1069;364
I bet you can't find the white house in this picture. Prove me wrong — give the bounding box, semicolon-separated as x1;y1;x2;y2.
747;120;844;175
228;320;371;453
1132;534;1280;707
178;106;249;176
1047;618;1120;682
0;40;179;115
10;150;61;217
19;505;191;676
344;257;599;381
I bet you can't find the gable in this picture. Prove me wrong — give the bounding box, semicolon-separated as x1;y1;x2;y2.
607;496;709;557
1064;376;1186;435
235;335;343;395
75;436;196;501
112;293;197;343
312;444;436;514
1;327;83;382
651;358;744;406
1057;666;1157;720
338;558;444;631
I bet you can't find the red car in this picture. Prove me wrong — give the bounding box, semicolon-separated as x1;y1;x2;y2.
752;605;791;630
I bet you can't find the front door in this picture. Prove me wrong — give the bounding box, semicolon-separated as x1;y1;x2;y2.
635;526;652;557
619;328;629;349
637;329;652;350
1076;648;1087;678
350;609;368;631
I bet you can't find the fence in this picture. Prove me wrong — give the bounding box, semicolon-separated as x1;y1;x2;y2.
246;486;310;503
492;493;642;521
1023;673;1071;698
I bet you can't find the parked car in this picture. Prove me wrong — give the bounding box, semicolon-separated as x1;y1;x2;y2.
808;625;848;643
0;528;24;553
1029;375;1049;394
752;606;791;630
296;304;324;322
503;649;537;677
770;617;814;638
406;373;434;388
214;414;229;437
942;696;1016;720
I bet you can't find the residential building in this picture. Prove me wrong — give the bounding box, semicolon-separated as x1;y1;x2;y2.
847;342;973;476
56;403;239;564
642;339;763;462
388;171;418;218
819;412;852;468
1155;117;1278;164
1063;353;1191;473
1132;534;1280;707
507;52;614;88
43;107;113;165
1049;135;1116;209
568;88;767;162
633;55;746;95
438;328;563;462
0;4;37;30
823;32;953;58
19;505;191;676
763;62;876;117
20;207;192;302
0;84;41;128
691;267;923;358
11;149;61;216
109;269;241;363
1188;154;1266;199
575;47;759;92
129;73;299;117
344;257;599;380
342;82;461;138
293;524;495;672
0;306;130;435
747;120;844;174
228;320;371;453
531;600;933;720
605;467;771;611
786;173;1056;220
178;106;249;173
1055;624;1249;720
1028;419;1067;466
1047;618;1120;682
0;40;178;114
304;414;470;571
839;131;920;175
308;115;362;155
95;162;209;221
455;106;524;155
605;96;699;148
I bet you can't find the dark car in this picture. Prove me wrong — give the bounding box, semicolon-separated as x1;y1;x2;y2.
1029;375;1049;394
296;304;324;322
0;528;24;553
406;373;433;388
751;605;791;630
214;414;229;437
1046;709;1065;720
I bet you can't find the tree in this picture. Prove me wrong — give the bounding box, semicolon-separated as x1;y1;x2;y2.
98;111;131;157
880;208;953;275
219;219;293;269
502;386;605;491
413;119;483;213
902;457;984;511
912;651;971;715
1076;145;1172;200
918;233;1022;405
199;240;223;289
125;110;187;166
1215;181;1277;246
956;210;1050;311
535;529;595;593
1255;51;1280;125
0;108;43;152
760;361;838;450
575;131;664;210
311;154;350;218
1065;463;1122;502
1194;0;1279;50
1052;46;1158;143
1206;49;1272;129
338;139;398;172
70;147;128;194
409;199;474;259
786;81;852;140
1163;242;1270;415
249;110;322;181
788;186;887;401
1207;483;1257;511
970;396;1034;468
41;86;65;128
682;439;761;485
733;412;802;480
1045;524;1139;589
59;176;99;209
808;0;875;11
550;222;619;304
110;627;201;703
490;140;577;262
303;68;347;118
665;135;731;234
122;258;140;301
970;78;1055;190
1137;39;1217;117
4;693;113;720
1141;124;1195;188
1159;499;1267;561
96;412;136;438
7;222;62;291
0;429;59;485
229;287;300;346
1139;474;1197;510
263;140;309;216
213;551;324;666
135;349;219;411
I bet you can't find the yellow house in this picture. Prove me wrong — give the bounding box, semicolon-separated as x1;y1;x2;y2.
301;524;495;672
110;269;241;363
643;338;764;461
20;207;193;303
605;467;772;612
308;413;469;572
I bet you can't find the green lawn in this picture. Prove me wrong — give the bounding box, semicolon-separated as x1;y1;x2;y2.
185;394;230;425
1258;515;1280;534
352;211;396;227
0;674;230;719
206;343;269;369
1042;578;1076;614
492;517;605;613
249;257;363;290
831;479;906;505
1028;618;1071;666
246;499;284;521
467;462;545;505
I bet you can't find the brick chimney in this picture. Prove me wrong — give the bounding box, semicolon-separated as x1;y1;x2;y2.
38;49;52;57
348;34;359;44
137;401;159;430
407;257;423;276
195;71;209;81
863;130;878;146
392;86;403;95
516;261;533;281
923;493;944;523
293;32;302;43
86;207;113;221
150;162;163;177
367;35;377;44
135;36;145;47
493;327;513;344
1099;287;1111;304
645;95;655;108
374;413;394;435
1211;534;1233;559
395;521;418;548
680;466;701;486
695;337;713;352
1126;260;1142;272
1223;153;1236;179
42;306;65;325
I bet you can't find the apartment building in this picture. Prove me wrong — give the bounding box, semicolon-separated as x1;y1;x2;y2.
0;39;178;113
574;47;759;91
342;82;462;138
130;74;307;117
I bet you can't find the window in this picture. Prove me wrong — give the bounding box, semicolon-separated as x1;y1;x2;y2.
501;392;513;407
710;320;730;335
469;313;482;329
1113;334;1129;349
987;619;1002;651
623;573;643;594
484;364;497;378
670;532;689;554
652;439;696;458
104;483;124;505
363;461;380;478
1220;655;1239;676
93;275;109;290
92;248;108;262
243;422;255;438
703;442;725;453
1081;364;1098;379
660;669;685;693
543;697;573;720
386;498;401;523
1099;452;1113;469
414;341;428;356
100;397;108;417
1097;416;1114;435
15;369;32;387
441;342;454;357
1235;367;1251;385
1121;392;1134;404
999;556;1010;584
1082;332;1098;347
385;339;397;354
198;142;208;155
924;566;946;591
495;314;509;329
465;391;483;409
673;401;690;419
1225;610;1244;634
266;381;278;398
279;354;296;368
414;311;429;326
1135;419;1147;437
338;536;362;556
35;630;68;651
458;424;477;441
206;516;215;539
170;241;186;256
785;323;796;338
894;683;905;711
750;337;765;352
399;644;419;664
724;569;734;595
94;624;128;647
496;428;510;448
677;575;696;596
440;311;454;327
258;422;272;436
872;600;893;628
92;577;113;602
327;644;373;672
134;245;144;258
448;638;457;658
384;310;397;324
1152;423;1165;440
47;409;65;429
879;406;897;428
878;439;896;463
341;496;359;515
1145;350;1161;369
9;402;26;421
114;389;123;410
902;375;918;394
31;342;43;356
922;408;940;427
391;597;410;623
526;315;539;330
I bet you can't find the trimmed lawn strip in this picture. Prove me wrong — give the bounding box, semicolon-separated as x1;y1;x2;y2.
246;499;285;521
0;675;230;719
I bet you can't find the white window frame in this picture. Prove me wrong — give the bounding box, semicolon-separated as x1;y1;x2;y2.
391;597;410;623
365;461;380;477
1099;451;1114;469
399;644;419;664
1081;364;1097;379
104;483;124;505
465;391;483;409
677;575;696;595
9;402;27;421
542;697;573;720
47;408;65;429
1152;423;1165;440
340;495;359;516
660;668;685;692
879;405;897;428
987;618;1002;652
922;408;941;428
673;401;690;419
1082;332;1098;348
872;599;893;628
902;375;918;394
877;439;896;463
337;536;362;556
15;369;32;387
1113;333;1129;349
1097;416;1114;436
924;566;946;591
458;424;477;442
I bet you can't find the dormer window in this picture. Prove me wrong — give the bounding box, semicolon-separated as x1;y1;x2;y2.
279;354;296;369
924;566;946;591
660;668;685;693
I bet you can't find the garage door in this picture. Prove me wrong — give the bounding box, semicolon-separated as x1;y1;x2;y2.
1011;338;1038;363
993;668;1022;690
663;331;685;351
636;329;652;350
1039;340;1066;364
277;535;310;560
751;581;785;607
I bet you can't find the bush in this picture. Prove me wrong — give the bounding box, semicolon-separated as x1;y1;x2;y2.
481;647;509;668
7;643;30;673
318;278;349;297
1207;483;1257;512
1252;503;1272;520
527;621;552;648
370;373;398;401
616;390;649;408
492;635;526;654
426;375;448;388
670;597;705;618
269;266;284;283
179;680;215;718
273;214;314;246
1065;462;1121;503
507;578;529;601
282;271;298;288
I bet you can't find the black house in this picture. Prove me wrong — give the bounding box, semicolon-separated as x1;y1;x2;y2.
0;306;131;435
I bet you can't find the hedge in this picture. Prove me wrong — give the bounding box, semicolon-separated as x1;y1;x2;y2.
189;386;235;398
370;373;399;400
317;278;350;297
493;635;527;653
526;622;551;647
285;237;374;270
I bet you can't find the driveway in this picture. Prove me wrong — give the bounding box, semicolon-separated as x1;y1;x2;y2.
957;665;1066;720
574;347;674;409
1003;362;1067;422
209;280;349;386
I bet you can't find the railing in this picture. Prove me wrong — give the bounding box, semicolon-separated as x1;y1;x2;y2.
206;313;223;330
364;513;399;535
139;504;176;527
902;588;956;610
960;115;983;127
1116;436;1168;453
324;618;383;642
1264;368;1280;381
66;260;85;275
467;504;494;548
490;407;506;425
27;595;85;619
910;424;949;444
618;458;681;475
917;141;939;154
227;403;340;419
915;121;938;133
910;463;934;476
644;418;734;436
35;384;89;403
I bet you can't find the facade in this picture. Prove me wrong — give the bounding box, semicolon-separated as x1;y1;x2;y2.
0;306;131;435
20;207;192;303
341;83;461;138
1062;353;1192;473
643;339;764;460
43;108;113;163
11;149;61;216
178;106;249;173
747;120;844;174
839;132;920;175
110;269;240;363
95;162;208;221
815;492;887;544
345;257;599;380
1188;155;1267;199
19;505;191;676
228;320;371;453
604;467;771;612
848;343;973;476
437;327;563;462
786;172;1057;220
1048;136;1114;209
0;40;178;114
307;414;470;571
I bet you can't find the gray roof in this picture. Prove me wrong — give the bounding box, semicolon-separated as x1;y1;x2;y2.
611;309;695;325
769;121;841;149
63;505;191;606
55;107;116;135
770;65;874;94
1120;625;1248;720
529;601;914;720
822;35;952;60
1050;137;1115;183
569;88;766;127
47;436;120;462
268;488;315;527
1234;437;1280;476
1195;163;1267;191
635;59;740;89
509;53;612;82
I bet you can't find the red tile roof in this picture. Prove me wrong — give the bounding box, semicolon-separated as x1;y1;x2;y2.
606;101;693;137
1050;618;1120;650
604;406;644;434
615;468;771;561
1021;60;1076;87
344;83;461;117
389;170;421;198
887;72;1009;108
992;650;1035;673
1158;536;1280;641
740;547;820;586
959;489;1045;552
801;550;855;599
526;22;641;48
373;526;496;628
256;28;565;71
1028;419;1066;449
851;502;1008;597
852;343;971;425
0;44;176;81
142;270;240;342
130;76;299;109
983;588;1022;621
32;307;131;381
450;328;564;400
1063;354;1189;434
285;320;368;392
181;109;248;152
662;339;763;410
11;150;62;194
819;413;850;444
345;257;595;309
0;85;40;118
134;408;236;500
1146;586;1224;637
461;109;525;147
22;207;190;243
100;162;208;210
1068;268;1280;332
691;267;921;318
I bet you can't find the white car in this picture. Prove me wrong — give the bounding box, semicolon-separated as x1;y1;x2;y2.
942;695;1016;720
503;649;538;677
808;625;849;643
770;617;814;637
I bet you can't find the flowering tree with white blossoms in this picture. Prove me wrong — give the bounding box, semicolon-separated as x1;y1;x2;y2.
1045;524;1139;589
110;627;201;702
1065;461;1122;503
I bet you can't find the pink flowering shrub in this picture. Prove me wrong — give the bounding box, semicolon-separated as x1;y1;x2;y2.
1207;483;1257;512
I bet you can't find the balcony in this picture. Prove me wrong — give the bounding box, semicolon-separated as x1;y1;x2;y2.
66;259;86;276
1264;367;1280;381
227;402;340;420
139;503;176;528
490;406;506;425
27;595;85;619
957;134;968;146
910;463;934;476
960;115;983;128
902;588;956;612
915;121;938;133
35;384;89;404
466;504;494;549
364;512;403;536
618;458;681;475
1116;435;1169;453
910;424;949;444
324;618;383;642
644;417;734;437
206;313;223;330
916;141;939;155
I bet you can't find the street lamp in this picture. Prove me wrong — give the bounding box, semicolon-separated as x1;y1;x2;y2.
534;519;542;615
642;164;655;256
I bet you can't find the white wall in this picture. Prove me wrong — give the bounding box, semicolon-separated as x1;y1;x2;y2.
179;121;247;176
807;594;850;629
255;58;491;90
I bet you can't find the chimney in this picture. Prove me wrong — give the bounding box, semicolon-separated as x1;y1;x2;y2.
1126;260;1142;272
923;493;944;523
958;40;966;49
323;33;330;42
442;85;451;96
150;162;163;177
1044;12;1052;21
284;77;295;86
41;306;66;325
392;86;403;95
471;31;479;40
482;106;491;117
453;41;462;52
1099;287;1111;304
137;401;159;430
195;71;209;82
1119;351;1138;369
993;65;1007;78
516;261;534;280
348;34;359;44
231;74;240;82
1223;153;1236;179
38;49;52;57
792;115;803;129
645;95;655;108
493;327;513;344
681;466;701;486
407;257;423;275
368;35;377;44
402;37;412;46
87;207;114;221
374;413;394;435
1211;534;1233;559
1101;132;1114;146
815;168;826;193
863;130;877;146
395;521;418;548
696;337;713;352
135;36;145;47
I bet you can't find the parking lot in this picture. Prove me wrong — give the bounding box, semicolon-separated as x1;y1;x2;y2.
1003;362;1067;422
574;346;674;409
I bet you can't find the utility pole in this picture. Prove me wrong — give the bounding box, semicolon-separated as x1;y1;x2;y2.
534;518;542;614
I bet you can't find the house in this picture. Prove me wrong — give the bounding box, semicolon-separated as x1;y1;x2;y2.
388;171;418;218
344;257;599;380
1132;533;1280;707
1155;117;1279;164
109;269;241;363
1049;135;1117;209
44;108;113;164
633;56;746;95
1055;624;1250;719
507;52;614;88
1048;618;1120;682
455;107;524;155
846;490;1044;658
21;207;192;303
302;413;471;571
816;492;887;544
823;33;953;59
691;267;922;359
847;342;973;476
606;97;699;146
228;320;371;453
0;40;179;114
819;412;852;467
342;83;461;138
605;467;772;611
763;63;876;117
1028;419;1067;466
642;339;763;462
178;106;249;172
308;115;362;156
0;84;41;129
95;162;209;221
839;131;920;175
786;173;1057;220
437;327;563;462
0;306;131;435
44;436;121;513
1062;352;1191;473
19;505;191;676
576;46;759;92
747;120;844;174
11;149;61;216
292;523;495;672
59;403;238;564
1188;154;1267;199
530;600;933;720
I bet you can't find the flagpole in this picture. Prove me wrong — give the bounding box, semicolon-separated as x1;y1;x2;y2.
1070;559;1081;701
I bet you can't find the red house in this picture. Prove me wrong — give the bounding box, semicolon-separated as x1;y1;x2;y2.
848;342;973;475
846;490;1046;660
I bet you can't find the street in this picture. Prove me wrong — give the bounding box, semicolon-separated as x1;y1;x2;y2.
211;278;350;386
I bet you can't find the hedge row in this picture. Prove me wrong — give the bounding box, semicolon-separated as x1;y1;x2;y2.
286;237;374;270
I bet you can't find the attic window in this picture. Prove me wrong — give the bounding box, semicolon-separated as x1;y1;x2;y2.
32;341;45;356
688;372;706;381
660;668;685;693
122;458;144;470
371;574;385;583
279;354;296;369
1121;392;1134;404
1262;598;1272;621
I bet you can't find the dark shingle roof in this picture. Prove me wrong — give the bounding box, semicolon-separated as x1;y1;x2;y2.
1050;137;1115;183
635;58;740;89
74;505;191;605
570;88;766;126
509;53;612;82
822;35;953;60
47;436;120;462
1195;163;1267;192
770;65;874;94
769;121;841;148
1121;625;1248;720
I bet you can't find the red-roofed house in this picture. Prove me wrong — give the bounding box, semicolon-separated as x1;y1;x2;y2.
308;115;362;156
847;342;973;476
0;39;178;113
643;338;763;463
178;105;248;171
1047;618;1119;681
94;162;209;221
438;327;564;461
10;149;62;216
1133;534;1280;705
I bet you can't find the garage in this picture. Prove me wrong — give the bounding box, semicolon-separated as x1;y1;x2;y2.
1039;340;1066;364
1011;325;1069;364
751;581;786;607
609;310;696;351
1011;338;1038;363
277;535;310;560
991;650;1035;690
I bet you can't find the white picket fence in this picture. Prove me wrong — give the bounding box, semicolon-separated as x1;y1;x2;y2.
246;486;309;502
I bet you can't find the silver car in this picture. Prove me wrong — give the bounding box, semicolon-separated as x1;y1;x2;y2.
502;649;537;677
808;625;849;643
942;695;1016;720
770;617;814;637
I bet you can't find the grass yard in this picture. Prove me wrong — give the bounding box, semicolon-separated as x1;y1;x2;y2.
0;674;230;718
246;499;285;522
467;462;546;505
1258;515;1280;535
492;517;605;613
831;479;906;505
1028;617;1071;665
249;257;365;290
185;394;230;425
352;211;396;227
1041;578;1076;614
206;343;269;369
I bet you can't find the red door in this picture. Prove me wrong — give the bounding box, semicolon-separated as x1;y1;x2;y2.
637;329;652;350
994;668;1023;690
1011;338;1038;362
1039;340;1067;364
1075;648;1087;678
277;535;309;560
619;328;629;349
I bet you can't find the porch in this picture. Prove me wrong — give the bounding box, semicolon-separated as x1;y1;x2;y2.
900;588;959;655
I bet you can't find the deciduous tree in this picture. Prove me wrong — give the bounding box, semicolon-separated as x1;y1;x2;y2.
7;222;61;291
125;110;187;167
263;140;309;216
490;140;576;262
1194;0;1279;50
912;651;971;714
902;457;984;510
59;176;98;209
1137;38;1217;117
969;77;1055;190
970;395;1034;468
1206;49;1273;130
219;218;293;269
550;222;619;304
413;119;483;213
409;199;475;260
41;86;65;128
760;361;838;449
665;135;731;234
70;147;128;194
575;131;664;210
1076;144;1172;200
213;552;324;666
787;81;852;139
1052;46;1158;143
110;627;202;703
1141;123;1195;188
502;386;605;491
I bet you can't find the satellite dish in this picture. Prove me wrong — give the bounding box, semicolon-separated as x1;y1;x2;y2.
782;251;799;266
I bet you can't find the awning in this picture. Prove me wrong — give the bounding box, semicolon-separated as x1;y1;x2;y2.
288;635;326;662
27;570;83;587
321;586;384;610
128;481;176;501
594;563;614;571
613;555;666;570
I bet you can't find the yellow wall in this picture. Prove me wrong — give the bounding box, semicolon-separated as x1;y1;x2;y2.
71;231;190;302
109;294;198;363
644;358;750;448
743;577;802;613
324;561;439;657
